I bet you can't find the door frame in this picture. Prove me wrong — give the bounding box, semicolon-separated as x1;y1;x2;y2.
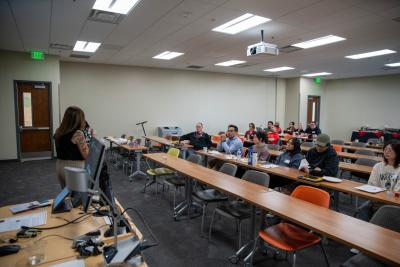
14;80;54;161
306;95;321;126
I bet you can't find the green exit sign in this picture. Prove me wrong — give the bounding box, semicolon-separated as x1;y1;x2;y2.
314;77;321;84
31;51;44;60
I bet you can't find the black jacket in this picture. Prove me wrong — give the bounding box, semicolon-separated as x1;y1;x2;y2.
179;132;212;150
305;127;321;135
306;146;339;177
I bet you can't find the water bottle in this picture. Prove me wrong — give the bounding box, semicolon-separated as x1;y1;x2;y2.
236;149;242;160
248;147;253;165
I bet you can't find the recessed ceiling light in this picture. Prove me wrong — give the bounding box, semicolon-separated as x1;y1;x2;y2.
264;66;295;72
152;51;184;60
215;60;246;66
292;35;346;49
212;13;271;34
345;49;396;59
92;0;140;15
302;72;332;77
73;41;101;52
385;62;400;67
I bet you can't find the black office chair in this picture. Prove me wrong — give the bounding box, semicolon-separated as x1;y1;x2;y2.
350;158;379;181
331;139;345;145
163;154;202;209
342;205;400;267
354;149;376;156
208;170;270;249
302;141;315;148
351;141;367;147
192;163;238;236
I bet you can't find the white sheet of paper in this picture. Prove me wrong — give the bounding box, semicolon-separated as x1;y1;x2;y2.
355;185;386;194
50;259;85;267
260;164;278;169
0;211;47;233
298;159;309;170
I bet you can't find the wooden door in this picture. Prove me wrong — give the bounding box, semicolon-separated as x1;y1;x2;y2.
15;81;53;160
307;95;320;125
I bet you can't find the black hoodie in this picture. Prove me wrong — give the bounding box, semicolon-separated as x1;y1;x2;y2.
305;145;339;177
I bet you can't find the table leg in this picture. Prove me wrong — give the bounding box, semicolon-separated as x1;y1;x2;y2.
129;151;147;182
173;176;201;220
334;191;339;211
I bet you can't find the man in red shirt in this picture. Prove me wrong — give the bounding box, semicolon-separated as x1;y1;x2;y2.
267;126;280;144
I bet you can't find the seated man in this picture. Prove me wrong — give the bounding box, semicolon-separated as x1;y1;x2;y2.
179;122;212;150
267;126;280;144
217;124;243;155
305;121;321;136
301;133;339;177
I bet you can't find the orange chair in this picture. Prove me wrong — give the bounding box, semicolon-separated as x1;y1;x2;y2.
332;144;343;152
247;185;330;267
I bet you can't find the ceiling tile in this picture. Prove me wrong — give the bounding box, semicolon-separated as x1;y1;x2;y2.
0;0;24;51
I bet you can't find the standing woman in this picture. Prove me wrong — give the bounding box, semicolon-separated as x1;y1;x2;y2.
54;106;89;188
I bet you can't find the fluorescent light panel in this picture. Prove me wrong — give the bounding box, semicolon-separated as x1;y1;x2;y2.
385;62;400;67
302;72;332;77
292;35;346;49
73;41;101;52
93;0;140;14
346;49;396;59
264;66;294;72
215;60;246;66
153;51;184;60
212;13;271;34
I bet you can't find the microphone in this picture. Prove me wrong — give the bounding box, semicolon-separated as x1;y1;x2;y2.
136;121;148;126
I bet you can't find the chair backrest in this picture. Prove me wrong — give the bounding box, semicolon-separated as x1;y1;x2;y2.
332;144;343;152
187;154;202;164
355;158;379;167
331;139;345;145
219;163;238;177
355;149;376;156
267;144;280;151
302;141;315;148
370;205;400;233
351;141;367;147
211;135;221;143
291;185;330;208
167;147;180;157
242;170;270;187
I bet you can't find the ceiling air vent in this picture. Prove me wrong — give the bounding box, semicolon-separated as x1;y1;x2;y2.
70;54;91;59
279;45;302;53
88;10;123;24
50;43;73;50
186;65;204;69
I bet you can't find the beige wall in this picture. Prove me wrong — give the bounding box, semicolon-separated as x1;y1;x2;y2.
0;50;60;160
324;74;400;140
284;78;300;129
59;62;281;139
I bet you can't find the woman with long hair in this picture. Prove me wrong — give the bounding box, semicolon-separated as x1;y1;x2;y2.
275;137;304;169
54;106;89;188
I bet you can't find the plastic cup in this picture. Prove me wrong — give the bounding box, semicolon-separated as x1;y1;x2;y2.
26;240;46;266
203;147;208;153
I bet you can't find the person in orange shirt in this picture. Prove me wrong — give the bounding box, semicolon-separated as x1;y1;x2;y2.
267;126;280;144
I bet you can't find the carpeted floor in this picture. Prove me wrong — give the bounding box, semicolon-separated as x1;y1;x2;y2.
0;157;361;267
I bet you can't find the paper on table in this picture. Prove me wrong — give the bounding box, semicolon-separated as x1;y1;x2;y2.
260;164;278;169
0;211;47;233
208;150;221;155
9;200;50;213
355;185;386;194
298;159;309;170
50;259;85;267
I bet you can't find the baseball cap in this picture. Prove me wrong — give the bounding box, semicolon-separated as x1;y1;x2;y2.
315;133;330;147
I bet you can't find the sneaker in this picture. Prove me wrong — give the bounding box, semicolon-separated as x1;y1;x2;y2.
350;248;359;254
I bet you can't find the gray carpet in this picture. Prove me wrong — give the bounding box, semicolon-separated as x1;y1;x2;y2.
0;158;362;267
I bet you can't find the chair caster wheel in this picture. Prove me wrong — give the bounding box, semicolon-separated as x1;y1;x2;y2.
229;255;239;264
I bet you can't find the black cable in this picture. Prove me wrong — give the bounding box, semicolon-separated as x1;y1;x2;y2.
122;207;159;248
22;214;91;231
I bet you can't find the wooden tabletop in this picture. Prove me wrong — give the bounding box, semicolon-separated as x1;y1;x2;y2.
339;162;373;174
341;145;383;154
143;135;193;148
197;150;399;206
300;146;383;161
105;137;148;151
345;141;384;149
145;152;400;266
0;199;146;267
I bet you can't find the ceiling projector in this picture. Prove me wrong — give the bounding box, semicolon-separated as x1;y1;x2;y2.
247;30;279;56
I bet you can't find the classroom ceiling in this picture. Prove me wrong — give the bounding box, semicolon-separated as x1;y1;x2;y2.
1;0;400;79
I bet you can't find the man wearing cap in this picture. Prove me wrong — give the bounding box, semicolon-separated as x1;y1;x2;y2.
301;133;339;177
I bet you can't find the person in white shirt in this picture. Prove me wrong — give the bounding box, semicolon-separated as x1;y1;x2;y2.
357;140;400;221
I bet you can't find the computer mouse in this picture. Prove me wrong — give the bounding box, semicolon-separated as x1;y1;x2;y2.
0;244;21;256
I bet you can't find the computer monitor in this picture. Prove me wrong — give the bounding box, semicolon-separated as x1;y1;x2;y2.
81;137;106;212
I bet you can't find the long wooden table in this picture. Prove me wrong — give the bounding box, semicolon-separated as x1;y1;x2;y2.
341;145;383;154
197;150;400;207
143;135;192;159
145;153;400;266
0;199;146;267
105;137;148;181
345;141;384;149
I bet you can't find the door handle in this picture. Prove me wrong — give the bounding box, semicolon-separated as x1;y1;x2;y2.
20;127;50;131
